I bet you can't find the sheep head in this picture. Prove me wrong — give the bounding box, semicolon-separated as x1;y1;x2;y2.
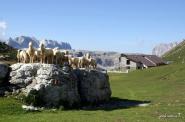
86;53;90;59
17;49;21;53
39;43;45;49
28;41;33;47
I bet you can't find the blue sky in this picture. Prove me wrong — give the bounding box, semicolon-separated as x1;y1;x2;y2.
0;0;185;53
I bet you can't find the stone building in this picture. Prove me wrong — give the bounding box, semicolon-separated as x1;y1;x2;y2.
116;54;166;72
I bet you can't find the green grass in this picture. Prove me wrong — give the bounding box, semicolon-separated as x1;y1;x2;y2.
0;63;185;122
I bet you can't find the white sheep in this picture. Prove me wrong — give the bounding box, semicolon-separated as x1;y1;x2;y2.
45;48;54;64
19;50;29;63
85;53;97;69
78;56;89;68
88;57;97;69
53;48;65;64
34;50;41;62
69;57;80;68
26;42;35;63
38;43;46;63
17;50;21;63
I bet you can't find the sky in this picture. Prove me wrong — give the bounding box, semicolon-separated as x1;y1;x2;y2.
0;0;185;54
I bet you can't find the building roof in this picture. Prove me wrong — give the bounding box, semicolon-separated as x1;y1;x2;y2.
121;54;166;67
144;55;166;66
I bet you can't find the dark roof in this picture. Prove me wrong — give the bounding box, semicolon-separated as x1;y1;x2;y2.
121;54;166;67
144;55;166;66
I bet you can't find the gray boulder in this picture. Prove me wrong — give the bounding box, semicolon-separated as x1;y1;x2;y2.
0;63;10;84
74;69;111;104
10;63;80;107
9;63;111;108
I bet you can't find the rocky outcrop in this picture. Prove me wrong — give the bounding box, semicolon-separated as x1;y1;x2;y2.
10;63;80;107
0;63;11;96
6;36;72;50
74;69;111;104
9;63;111;108
0;63;10;84
152;42;179;57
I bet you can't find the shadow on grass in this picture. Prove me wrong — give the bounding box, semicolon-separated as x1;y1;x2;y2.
81;97;151;111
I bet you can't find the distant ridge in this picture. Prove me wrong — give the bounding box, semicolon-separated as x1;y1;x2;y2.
152;42;179;57
6;36;72;49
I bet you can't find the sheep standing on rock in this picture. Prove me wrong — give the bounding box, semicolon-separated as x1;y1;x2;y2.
85;53;97;69
53;48;65;64
34;50;41;62
68;53;97;69
69;57;80;68
19;50;29;63
78;56;88;68
61;55;69;65
26;42;35;63
17;50;21;63
88;57;97;69
38;43;46;64
57;50;70;65
45;48;54;64
78;57;84;68
61;51;73;66
16;42;97;69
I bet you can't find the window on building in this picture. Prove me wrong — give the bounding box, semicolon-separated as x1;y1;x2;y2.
126;60;130;65
126;66;130;69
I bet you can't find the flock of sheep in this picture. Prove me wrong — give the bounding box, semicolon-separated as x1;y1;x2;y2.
17;42;97;69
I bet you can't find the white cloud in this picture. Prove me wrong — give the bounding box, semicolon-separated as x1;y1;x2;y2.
0;21;7;30
0;21;7;40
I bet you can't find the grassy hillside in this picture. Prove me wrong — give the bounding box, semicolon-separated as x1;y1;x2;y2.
163;40;185;63
0;63;185;122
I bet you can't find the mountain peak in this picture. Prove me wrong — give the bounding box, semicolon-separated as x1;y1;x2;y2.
6;36;72;49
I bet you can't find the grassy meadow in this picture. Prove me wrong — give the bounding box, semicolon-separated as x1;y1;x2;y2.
0;63;185;122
